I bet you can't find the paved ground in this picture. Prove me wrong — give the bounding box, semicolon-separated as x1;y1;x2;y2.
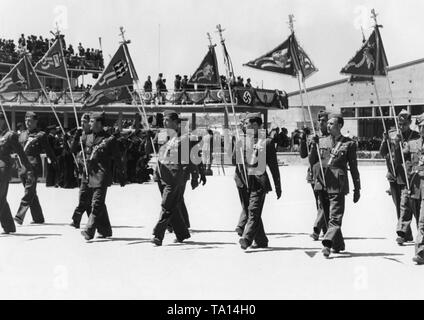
0;165;423;300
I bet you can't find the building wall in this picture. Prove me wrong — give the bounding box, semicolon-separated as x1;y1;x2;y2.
289;59;424;110
287;58;424;137
269;105;325;133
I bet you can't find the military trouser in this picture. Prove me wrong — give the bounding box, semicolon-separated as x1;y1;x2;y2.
390;182;413;241
313;188;329;236
322;193;346;251
153;181;190;242
0;177;15;233
84;187;112;237
241;188;268;247
72;180;93;226
415;193;424;258
397;187;420;240
16;173;44;224
179;183;190;228
236;186;249;233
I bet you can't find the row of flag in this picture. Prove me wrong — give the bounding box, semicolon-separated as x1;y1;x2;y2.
0;21;389;111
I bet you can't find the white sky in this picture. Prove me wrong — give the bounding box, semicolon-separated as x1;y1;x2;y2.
1;0;422;92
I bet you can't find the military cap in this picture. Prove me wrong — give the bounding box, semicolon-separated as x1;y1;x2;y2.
81;113;91;121
398;109;411;121
163;110;187;122
90;112;105;121
25;111;38;119
245;112;262;121
328;113;344;126
416;113;424;126
317;110;329;121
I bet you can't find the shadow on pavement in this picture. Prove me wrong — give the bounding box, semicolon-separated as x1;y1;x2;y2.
330;251;404;260
18;223;71;227
112;226;145;229
190;229;237;234
87;237;151;244
344;237;387;240
244;246;321;253
178;241;236;246
0;233;62;237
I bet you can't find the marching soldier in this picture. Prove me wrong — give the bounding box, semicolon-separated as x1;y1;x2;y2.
0;112;32;233
14;112;57;225
309;113;361;258
235;113;282;250
412;113;424;264
151;110;202;246
70;113;93;229
300;110;330;241
80;112;126;240
393;110;421;246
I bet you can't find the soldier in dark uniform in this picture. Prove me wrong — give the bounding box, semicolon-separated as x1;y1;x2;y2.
70;113;93;229
300;110;330;241
236;113;282;250
45;125;60;187
310;114;361;258
151;110;203;246
380;111;418;244
390;110;421;245
81;112;126;240
412;113;424;264
14;112;57;225
0;112;32;233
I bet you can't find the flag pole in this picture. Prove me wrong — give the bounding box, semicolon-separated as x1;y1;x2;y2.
30;56;80;170
0;101;11;131
0;100;24;168
207;32;227;176
119;27;161;178
216;24;249;188
289;15;327;191
372;81;396;176
55;27;88;177
288;15;308;129
371;8;410;191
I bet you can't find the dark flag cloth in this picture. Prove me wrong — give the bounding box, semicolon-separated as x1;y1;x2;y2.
349;75;374;83
34;38;68;80
290;34;318;80
244;33;317;80
189;46;220;86
244;36;296;76
82;86;133;110
82;43;136;109
91;44;134;91
0;55;42;93
222;42;235;81
341;27;389;77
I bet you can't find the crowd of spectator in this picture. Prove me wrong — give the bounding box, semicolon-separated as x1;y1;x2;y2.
268;126;382;152
143;73;256;94
0;34;104;70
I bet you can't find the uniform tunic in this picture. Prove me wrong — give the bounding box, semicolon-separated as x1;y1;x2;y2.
83;130;125;238
15;129;56;224
0;129;31;232
310;135;360;251
234;136;281;246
